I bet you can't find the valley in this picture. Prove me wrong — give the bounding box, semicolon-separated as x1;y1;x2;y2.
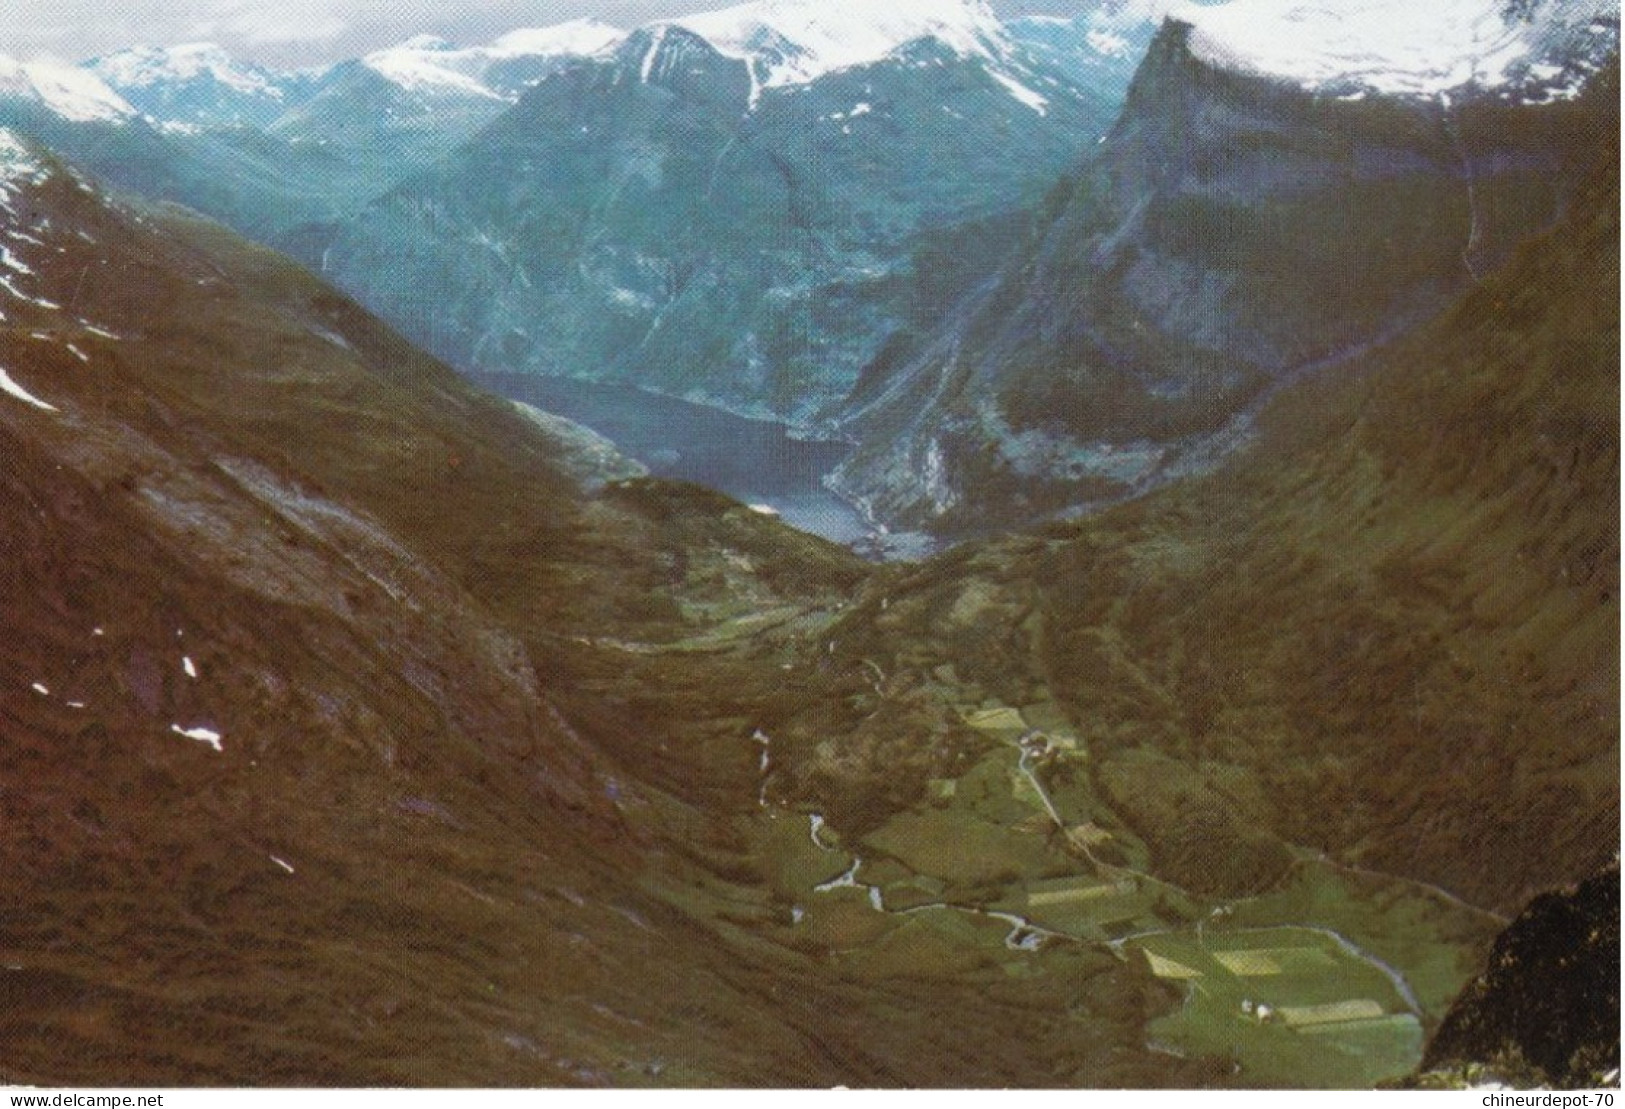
0;0;1617;1092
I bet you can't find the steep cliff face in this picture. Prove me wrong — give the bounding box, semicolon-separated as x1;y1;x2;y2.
833;10;1617;537
815;107;1618;916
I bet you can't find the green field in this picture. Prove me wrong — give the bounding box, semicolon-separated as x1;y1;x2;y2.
1122;927;1426;1087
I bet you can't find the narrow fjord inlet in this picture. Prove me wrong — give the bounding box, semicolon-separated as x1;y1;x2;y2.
0;0;1617;1091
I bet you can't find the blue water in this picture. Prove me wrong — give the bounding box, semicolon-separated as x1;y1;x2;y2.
474;373;875;547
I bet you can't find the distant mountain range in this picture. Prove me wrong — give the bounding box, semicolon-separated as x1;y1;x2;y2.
0;0;1613;537
0;0;1158;429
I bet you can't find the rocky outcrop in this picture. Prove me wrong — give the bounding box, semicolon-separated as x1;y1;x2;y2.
1416;864;1620;1089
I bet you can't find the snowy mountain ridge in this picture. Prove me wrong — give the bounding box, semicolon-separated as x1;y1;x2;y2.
0;55;135;124
85;41;318;127
1173;0;1618;99
360;19;625;102
90;42;287;97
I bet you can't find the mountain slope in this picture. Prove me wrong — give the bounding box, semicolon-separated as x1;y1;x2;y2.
0;131;1205;1088
0;61;405;244
809;114;1618;915
360;23;625;101
88;43;319;129
832;2;1618;535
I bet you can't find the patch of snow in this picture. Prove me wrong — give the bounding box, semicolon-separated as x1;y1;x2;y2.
815;858;863;892
0;130;49;200
749;504;781;517
30;682;49;696
0;275;61;310
641;25;669;83
0;244;33;276
171;724;224;752
183;656;198;679
988;67;1049;113
271;856;296;874
364;44;509;100
486;20;624;59
0;366;56;411
1087;29;1135;57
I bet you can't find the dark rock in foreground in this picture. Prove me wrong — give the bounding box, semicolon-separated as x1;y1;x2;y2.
1416;863;1620;1089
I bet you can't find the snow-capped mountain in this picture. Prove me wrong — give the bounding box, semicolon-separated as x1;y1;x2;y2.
0;47;414;245
1174;0;1618;101
305;0;1138;424
0;55;136;124
359;20;625;101
87;43;317;128
256;20;627;174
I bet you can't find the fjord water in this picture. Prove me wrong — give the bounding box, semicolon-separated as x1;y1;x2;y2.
476;372;875;546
